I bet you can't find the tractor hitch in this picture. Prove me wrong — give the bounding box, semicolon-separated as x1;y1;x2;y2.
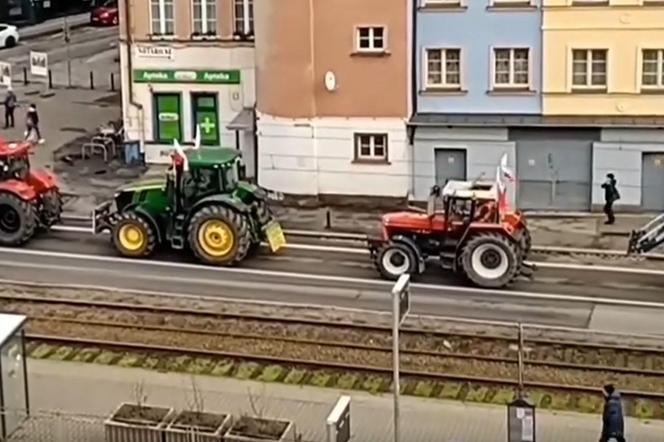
92;201;113;234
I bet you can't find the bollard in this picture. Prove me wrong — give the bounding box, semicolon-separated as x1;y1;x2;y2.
22;67;28;85
48;70;53;89
110;73;115;91
89;71;94;90
325;209;332;230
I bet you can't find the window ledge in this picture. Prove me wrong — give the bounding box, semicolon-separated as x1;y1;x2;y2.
419;88;467;96
418;5;468;12
487;88;536;96
351;50;391;58
570;0;609;5
571;88;608;94
191;34;222;41
486;4;537;12
640;88;664;95
149;34;176;41
352;159;391;166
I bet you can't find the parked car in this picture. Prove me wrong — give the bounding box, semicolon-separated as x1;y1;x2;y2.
0;24;19;49
91;0;118;26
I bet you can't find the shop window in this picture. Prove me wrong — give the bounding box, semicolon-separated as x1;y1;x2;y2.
153;93;182;143
192;93;220;145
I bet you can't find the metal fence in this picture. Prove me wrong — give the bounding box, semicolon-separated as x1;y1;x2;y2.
7;411;105;442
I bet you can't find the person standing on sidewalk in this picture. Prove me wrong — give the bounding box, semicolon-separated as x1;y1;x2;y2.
601;173;620;225
3;87;17;128
25;103;44;144
599;384;626;442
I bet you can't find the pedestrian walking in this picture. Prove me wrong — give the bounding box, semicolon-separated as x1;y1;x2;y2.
599;384;626;442
601;173;620;225
3;87;17;128
25;104;44;144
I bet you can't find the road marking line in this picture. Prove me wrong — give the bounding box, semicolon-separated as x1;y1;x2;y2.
0;247;663;308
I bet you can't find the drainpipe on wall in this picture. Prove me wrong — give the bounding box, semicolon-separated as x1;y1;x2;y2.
124;0;145;152
409;0;418;200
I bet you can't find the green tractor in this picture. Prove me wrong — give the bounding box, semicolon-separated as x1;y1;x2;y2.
93;146;286;265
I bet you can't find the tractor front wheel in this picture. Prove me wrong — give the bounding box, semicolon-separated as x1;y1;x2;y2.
188;205;251;266
0;193;37;246
460;233;519;288
39;189;63;230
111;212;157;258
374;242;418;280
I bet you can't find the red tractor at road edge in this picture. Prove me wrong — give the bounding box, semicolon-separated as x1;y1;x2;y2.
0;139;62;246
368;179;534;289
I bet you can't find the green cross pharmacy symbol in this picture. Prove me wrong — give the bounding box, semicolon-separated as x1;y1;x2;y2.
200;117;216;134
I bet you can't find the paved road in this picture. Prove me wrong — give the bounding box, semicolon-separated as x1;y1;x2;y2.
1;230;663;333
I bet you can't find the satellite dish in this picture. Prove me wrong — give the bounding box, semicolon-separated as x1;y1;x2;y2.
324;71;337;92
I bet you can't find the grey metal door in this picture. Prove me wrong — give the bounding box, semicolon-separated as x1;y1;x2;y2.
512;129;597;211
642;153;664;211
434;149;466;187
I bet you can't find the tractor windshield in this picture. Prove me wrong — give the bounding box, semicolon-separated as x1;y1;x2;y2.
0;155;29;180
223;163;239;190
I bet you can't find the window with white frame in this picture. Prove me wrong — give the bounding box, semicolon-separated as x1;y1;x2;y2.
572;49;607;89
493;48;529;89
425;48;461;89
354;134;388;162
356;27;386;52
642;49;664;90
150;0;175;36
193;0;217;35
234;0;254;35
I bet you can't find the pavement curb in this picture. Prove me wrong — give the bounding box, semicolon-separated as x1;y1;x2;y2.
21;21;90;42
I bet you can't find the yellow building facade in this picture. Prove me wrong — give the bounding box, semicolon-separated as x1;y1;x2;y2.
543;0;664;115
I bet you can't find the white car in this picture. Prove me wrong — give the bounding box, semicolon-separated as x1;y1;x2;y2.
0;24;19;49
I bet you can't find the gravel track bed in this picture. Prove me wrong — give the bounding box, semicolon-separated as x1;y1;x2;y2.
27;319;664;393
7;301;664;373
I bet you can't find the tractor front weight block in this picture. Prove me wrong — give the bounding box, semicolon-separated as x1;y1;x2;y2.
92;201;113;234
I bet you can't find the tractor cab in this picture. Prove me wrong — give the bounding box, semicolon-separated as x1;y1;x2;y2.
426;180;501;225
0;141;31;182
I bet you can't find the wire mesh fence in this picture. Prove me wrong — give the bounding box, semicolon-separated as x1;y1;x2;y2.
7;411;105;442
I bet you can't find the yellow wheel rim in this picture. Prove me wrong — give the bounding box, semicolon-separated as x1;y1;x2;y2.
198;220;235;258
118;224;146;252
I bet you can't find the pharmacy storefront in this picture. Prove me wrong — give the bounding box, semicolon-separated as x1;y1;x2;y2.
123;45;257;175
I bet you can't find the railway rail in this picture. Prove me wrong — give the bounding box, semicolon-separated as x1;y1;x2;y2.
6;293;664;401
58;215;664;261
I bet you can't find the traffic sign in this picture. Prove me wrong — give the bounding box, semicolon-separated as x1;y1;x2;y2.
392;274;411;325
0;62;11;88
30;52;48;77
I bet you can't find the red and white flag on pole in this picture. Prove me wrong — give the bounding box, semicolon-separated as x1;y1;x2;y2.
499;153;515;182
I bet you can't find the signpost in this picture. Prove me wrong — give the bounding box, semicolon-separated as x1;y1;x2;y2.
508;398;536;442
30;52;48;78
0;62;11;88
325;395;351;442
391;274;411;442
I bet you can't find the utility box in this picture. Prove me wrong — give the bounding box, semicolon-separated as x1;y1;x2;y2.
507;398;536;442
0;313;29;440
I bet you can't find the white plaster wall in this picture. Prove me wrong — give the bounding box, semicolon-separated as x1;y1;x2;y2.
592;142;664;207
119;43;255;164
257;113;410;196
412;127;516;205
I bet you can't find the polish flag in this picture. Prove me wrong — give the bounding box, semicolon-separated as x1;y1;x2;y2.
172;140;189;172
500;153;515;182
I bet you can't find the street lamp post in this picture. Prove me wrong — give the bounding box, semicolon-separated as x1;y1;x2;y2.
391;274;411;442
64;15;72;88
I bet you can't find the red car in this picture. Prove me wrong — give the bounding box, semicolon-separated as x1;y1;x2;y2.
91;0;119;26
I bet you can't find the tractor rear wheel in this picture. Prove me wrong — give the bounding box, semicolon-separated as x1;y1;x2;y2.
0;193;37;246
374;242;418;280
188;205;251;266
111;212;157;258
460;233;519;288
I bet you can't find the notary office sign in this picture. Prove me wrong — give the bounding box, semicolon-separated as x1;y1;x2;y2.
135;45;174;60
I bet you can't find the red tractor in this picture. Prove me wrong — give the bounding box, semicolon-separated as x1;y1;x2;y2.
368;180;534;289
0;139;62;246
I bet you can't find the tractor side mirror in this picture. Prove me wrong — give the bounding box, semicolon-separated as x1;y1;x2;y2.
238;164;247;180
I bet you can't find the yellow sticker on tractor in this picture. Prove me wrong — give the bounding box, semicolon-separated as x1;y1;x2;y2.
265;221;286;252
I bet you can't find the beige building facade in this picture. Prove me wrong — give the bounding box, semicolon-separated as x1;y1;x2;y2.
254;0;412;197
119;0;257;175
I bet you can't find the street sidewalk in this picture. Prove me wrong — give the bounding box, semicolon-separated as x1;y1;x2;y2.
19;13;90;41
19;359;664;442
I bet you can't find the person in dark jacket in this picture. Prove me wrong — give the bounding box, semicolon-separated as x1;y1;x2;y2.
25;104;44;144
601;173;620;225
3;87;17;128
600;384;626;442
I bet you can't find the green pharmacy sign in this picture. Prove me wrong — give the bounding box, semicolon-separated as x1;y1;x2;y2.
134;69;241;84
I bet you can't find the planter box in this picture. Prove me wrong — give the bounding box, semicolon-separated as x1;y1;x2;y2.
105;403;174;442
224;416;294;442
164;410;231;442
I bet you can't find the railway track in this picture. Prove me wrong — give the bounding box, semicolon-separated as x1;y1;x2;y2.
58;215;664;261
6;293;664;401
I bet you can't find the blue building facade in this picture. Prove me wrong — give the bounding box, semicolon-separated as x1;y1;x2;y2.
410;1;542;201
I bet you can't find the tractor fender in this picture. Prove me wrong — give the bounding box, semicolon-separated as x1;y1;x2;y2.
122;204;163;244
0;180;37;202
191;194;251;217
390;235;425;274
